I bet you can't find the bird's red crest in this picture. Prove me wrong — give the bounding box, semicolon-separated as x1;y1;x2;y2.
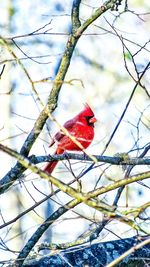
80;103;94;117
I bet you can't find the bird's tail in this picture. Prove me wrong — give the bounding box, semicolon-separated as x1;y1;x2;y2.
44;148;62;174
44;160;58;174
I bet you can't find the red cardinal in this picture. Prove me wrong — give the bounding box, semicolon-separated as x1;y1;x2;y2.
44;104;97;174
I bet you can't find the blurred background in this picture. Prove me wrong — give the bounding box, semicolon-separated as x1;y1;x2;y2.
0;0;150;263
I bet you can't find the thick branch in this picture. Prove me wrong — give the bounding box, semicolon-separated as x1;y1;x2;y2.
16;199;79;266
1;143;149;265
71;0;81;32
22;236;150;267
0;0;114;195
0;143;150;195
74;0;114;37
0;143;150;197
31;152;150;166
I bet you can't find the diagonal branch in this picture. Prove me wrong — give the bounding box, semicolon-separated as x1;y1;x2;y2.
101;61;150;155
1;142;149;266
0;142;150;193
0;0;115;195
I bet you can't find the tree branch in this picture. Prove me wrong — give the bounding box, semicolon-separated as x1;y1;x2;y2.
0;0;115;195
20;236;150;267
32;152;150;165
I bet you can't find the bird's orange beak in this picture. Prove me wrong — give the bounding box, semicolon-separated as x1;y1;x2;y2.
89;116;97;124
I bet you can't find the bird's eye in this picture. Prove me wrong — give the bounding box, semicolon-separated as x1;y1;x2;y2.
86;116;96;126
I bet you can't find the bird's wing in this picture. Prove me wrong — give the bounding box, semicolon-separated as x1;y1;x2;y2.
50;118;75;146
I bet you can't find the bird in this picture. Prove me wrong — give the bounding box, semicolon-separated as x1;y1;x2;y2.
44;104;97;174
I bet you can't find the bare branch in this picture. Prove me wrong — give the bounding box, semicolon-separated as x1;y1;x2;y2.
101;61;150;155
0;0;115;194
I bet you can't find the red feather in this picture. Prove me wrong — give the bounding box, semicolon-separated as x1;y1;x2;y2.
44;104;96;174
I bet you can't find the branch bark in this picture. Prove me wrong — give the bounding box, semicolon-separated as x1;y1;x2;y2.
22;236;150;267
0;0;115;195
